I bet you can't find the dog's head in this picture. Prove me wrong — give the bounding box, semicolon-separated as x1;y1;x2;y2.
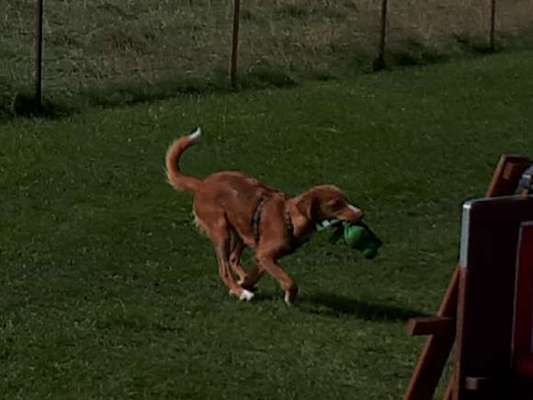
295;185;363;226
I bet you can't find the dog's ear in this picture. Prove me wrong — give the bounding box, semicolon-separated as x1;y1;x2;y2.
296;193;320;221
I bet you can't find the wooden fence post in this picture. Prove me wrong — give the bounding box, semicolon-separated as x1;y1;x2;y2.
373;0;389;71
230;0;241;88
34;0;44;107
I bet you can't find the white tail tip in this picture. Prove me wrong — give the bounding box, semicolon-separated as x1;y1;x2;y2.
188;127;202;143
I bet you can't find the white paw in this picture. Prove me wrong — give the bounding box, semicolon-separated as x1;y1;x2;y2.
239;289;255;302
284;291;293;305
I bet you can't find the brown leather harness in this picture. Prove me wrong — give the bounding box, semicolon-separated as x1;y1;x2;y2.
252;196;295;245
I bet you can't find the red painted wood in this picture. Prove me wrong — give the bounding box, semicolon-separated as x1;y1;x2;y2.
514;223;533;379
516;355;533;378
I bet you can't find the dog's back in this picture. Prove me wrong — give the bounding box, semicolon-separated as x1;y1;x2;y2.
195;171;284;247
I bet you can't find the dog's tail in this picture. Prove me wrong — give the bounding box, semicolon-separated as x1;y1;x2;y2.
165;128;203;193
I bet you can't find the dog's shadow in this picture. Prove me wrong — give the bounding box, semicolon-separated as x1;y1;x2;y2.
300;292;427;321
251;291;426;321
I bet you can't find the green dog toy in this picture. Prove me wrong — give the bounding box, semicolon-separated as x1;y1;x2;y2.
329;221;383;259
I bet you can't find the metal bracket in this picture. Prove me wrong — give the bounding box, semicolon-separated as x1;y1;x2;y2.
517;165;533;194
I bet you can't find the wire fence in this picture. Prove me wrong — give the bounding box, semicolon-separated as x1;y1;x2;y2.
1;0;533;108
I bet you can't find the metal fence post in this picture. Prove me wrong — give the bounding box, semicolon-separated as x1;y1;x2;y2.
34;0;44;107
230;0;241;88
373;0;389;71
490;0;497;51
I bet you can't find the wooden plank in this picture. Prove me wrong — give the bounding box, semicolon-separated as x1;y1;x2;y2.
513;224;533;361
485;155;530;197
406;317;455;337
403;269;459;400
442;371;456;400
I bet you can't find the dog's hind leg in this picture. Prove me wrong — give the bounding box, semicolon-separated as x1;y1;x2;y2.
216;248;251;301
203;215;254;302
228;233;248;284
239;265;265;291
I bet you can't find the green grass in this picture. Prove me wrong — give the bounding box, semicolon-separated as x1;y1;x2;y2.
1;52;533;399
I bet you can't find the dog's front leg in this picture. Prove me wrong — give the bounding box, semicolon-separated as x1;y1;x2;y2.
239;266;265;291
256;255;298;305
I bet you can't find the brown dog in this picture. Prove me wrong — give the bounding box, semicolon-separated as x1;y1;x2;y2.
166;128;363;304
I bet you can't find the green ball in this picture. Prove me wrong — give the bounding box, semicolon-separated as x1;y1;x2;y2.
344;225;366;246
343;223;382;259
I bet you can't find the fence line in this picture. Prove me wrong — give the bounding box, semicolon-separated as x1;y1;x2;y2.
12;0;521;107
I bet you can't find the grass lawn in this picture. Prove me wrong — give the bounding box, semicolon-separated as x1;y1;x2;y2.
1;51;533;399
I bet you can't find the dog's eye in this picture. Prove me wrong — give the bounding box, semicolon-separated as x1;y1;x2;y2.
327;199;343;209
